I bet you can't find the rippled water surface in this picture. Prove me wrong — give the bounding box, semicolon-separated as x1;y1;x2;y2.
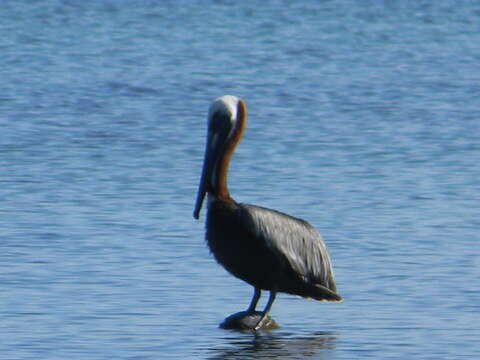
2;1;479;359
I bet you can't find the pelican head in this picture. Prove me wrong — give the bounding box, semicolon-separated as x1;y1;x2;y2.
193;95;247;219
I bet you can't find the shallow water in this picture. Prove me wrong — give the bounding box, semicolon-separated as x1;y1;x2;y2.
2;1;479;359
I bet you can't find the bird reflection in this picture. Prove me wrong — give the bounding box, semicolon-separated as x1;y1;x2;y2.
207;331;337;360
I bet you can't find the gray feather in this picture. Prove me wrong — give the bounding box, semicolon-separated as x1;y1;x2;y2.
240;203;337;292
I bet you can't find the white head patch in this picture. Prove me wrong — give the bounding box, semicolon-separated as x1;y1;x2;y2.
208;95;239;121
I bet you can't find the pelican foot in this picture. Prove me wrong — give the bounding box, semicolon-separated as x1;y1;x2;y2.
220;311;279;331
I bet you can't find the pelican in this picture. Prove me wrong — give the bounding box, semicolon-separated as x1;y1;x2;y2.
193;95;342;330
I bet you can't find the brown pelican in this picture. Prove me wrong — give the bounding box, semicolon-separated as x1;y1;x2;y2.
193;95;342;330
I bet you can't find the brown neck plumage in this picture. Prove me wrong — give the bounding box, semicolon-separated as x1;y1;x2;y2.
214;99;247;202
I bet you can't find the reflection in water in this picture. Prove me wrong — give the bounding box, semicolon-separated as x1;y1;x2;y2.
208;331;337;360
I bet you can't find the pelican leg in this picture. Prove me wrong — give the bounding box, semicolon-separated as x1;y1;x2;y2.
254;290;276;331
246;287;261;312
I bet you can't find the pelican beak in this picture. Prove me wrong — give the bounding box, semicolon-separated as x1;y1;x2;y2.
193;133;218;219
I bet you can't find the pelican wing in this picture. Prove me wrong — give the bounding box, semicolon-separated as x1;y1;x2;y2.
240;203;337;292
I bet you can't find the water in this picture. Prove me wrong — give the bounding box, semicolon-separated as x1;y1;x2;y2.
1;1;479;359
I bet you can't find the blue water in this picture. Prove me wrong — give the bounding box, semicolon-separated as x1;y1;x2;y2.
2;1;479;359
